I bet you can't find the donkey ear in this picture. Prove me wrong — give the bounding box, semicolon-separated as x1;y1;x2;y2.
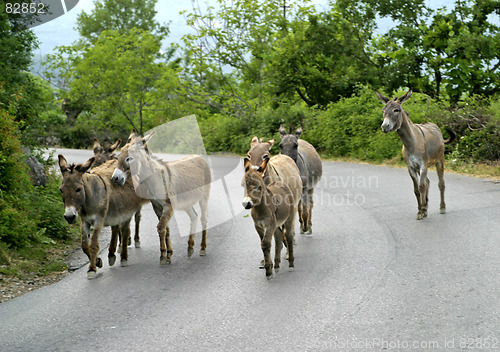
258;157;270;174
398;89;412;104
279;124;287;137
76;157;95;174
58;154;69;174
93;138;102;154
251;136;259;147
243;157;250;172
267;138;275;150
142;132;154;145
295;126;302;139
127;129;139;143
375;91;390;104
107;139;121;153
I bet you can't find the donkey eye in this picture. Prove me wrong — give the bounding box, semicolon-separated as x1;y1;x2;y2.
263;154;269;160
125;156;134;163
59;188;63;193
75;187;82;193
394;108;400;113
246;154;251;159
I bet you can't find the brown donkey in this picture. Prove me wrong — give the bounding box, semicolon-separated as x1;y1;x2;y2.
243;158;295;279
111;133;211;265
92;138;142;248
279;125;322;234
58;155;148;278
375;90;455;219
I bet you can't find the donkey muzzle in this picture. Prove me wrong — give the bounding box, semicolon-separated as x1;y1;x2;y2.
242;197;253;209
64;206;78;224
111;169;126;186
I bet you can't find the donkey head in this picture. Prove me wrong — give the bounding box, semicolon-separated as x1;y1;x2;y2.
112;132;154;186
242;157;269;209
92;138;121;168
247;136;274;168
58;155;94;224
279;124;302;162
375;90;412;133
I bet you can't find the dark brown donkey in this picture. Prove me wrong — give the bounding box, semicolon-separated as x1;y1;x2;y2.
58;155;148;278
279;125;322;234
111;133;211;265
375;90;455;220
92;138;142;248
242;158;295;279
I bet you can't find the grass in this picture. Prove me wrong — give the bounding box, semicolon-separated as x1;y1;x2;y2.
0;225;80;279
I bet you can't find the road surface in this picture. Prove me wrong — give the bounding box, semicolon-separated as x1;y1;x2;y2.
1;149;499;351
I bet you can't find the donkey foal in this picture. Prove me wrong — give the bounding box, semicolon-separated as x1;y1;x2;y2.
243;158;295;279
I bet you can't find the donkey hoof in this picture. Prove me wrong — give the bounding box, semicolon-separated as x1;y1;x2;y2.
199;249;206;256
108;255;116;267
274;267;280;273
440;208;446;214
288;266;295;272
87;271;97;280
135;241;141;248
266;273;273;280
96;258;103;268
160;257;171;265
417;213;424;220
121;259;128;267
187;248;194;258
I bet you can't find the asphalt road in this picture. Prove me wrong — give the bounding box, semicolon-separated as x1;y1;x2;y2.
1;149;499;351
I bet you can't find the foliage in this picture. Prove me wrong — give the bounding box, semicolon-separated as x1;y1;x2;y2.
76;0;169;43
367;0;500;104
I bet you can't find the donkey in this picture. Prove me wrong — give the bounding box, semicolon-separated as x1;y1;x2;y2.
92;137;142;248
111;133;211;265
92;138;121;168
58;155;149;278
279;125;323;234
245;137;302;265
242;158;295;279
375;89;455;220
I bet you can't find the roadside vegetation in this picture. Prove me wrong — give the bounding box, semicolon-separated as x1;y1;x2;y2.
1;0;499;283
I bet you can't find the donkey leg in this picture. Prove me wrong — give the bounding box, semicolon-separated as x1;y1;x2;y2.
88;222;104;279
261;229;274;279
273;227;284;273
156;203;174;265
419;167;429;219
120;219;132;267
436;160;446;214
306;188;314;234
284;218;295;270
185;207;198;258
408;168;423;220
298;199;305;234
134;208;142;248
81;222;91;261
199;195;209;256
108;225;119;266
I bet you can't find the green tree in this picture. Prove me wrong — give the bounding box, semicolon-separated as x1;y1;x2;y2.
368;0;500;104
179;0;314;117
63;28;168;134
76;0;169;44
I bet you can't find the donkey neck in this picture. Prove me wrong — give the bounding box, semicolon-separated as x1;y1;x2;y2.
396;111;422;153
252;186;276;219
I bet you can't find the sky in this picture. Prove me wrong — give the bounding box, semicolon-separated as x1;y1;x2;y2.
31;0;451;58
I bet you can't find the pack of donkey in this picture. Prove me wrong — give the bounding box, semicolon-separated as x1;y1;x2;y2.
59;89;453;280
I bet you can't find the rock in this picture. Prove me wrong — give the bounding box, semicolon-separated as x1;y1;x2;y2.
22;148;48;187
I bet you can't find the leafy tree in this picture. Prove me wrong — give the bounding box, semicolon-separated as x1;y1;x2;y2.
367;0;500;104
75;0;169;43
62;28;168;134
44;0;172;130
179;0;314;117
269;7;379;107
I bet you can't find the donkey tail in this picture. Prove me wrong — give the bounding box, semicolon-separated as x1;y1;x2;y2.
443;127;456;144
